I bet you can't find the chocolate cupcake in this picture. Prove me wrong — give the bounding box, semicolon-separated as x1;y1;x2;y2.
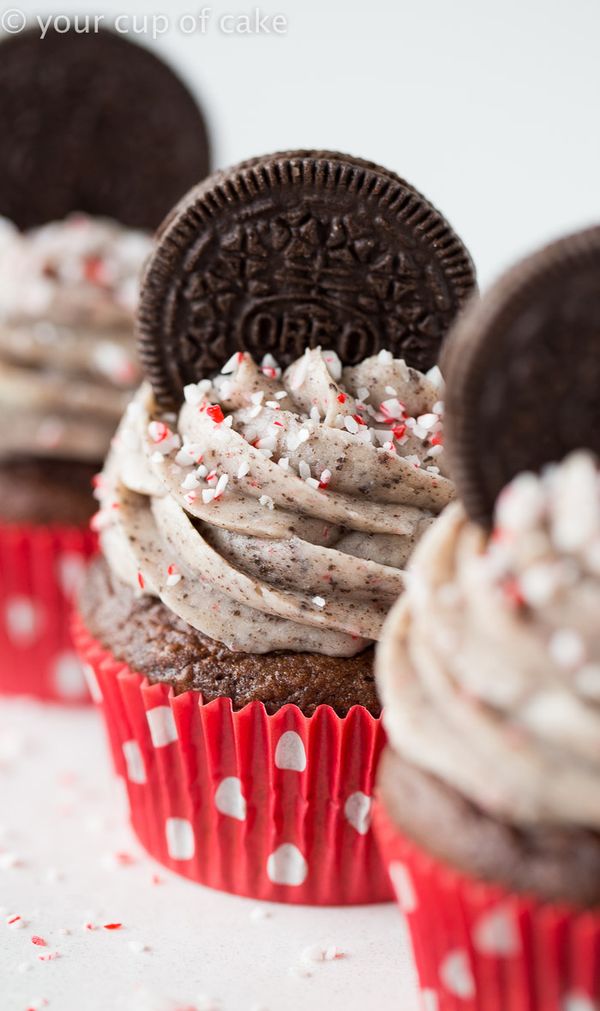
0;28;211;702
375;227;600;1010
74;149;475;904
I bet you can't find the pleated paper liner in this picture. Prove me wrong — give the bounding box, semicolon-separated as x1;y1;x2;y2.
0;522;97;702
373;798;600;1011
72;614;393;905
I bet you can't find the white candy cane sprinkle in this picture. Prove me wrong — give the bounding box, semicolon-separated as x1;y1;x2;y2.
166;565;182;587
181;472;200;491
312;596;326;608
214;473;229;499
221;351;244;374
259;495;274;510
202;488;216;504
237;460;250;479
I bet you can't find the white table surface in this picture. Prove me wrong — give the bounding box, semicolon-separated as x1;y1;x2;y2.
0;698;419;1011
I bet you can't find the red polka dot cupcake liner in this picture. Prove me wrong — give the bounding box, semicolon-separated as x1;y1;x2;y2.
0;523;97;702
373;798;600;1011
72;615;393;905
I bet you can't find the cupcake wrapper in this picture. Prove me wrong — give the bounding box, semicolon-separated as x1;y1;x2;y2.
72;614;392;905
373;798;600;1010
0;522;97;702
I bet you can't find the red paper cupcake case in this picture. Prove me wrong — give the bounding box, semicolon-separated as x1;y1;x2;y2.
373;798;600;1011
72;615;393;905
0;522;97;702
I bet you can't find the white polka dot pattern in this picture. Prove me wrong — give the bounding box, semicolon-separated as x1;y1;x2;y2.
165;817;195;861
5;595;42;646
146;706;178;747
439;949;475;1000
214;777;246;821
421;991;439;1011
388;861;417;913
51;650;87;699
56;552;87;598
344;791;372;834
82;663;103;704
472;904;520;957
562;994;597;1011
274;730;307;771
266;844;308;886
122;740;146;784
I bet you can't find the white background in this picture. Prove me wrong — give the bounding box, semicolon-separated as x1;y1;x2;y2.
2;2;600;1008
5;0;600;285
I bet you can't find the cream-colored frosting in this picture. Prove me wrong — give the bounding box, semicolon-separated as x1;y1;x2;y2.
0;214;152;463
96;347;453;656
377;451;600;828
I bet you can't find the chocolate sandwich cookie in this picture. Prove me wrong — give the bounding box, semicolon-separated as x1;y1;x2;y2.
138;150;476;408
0;27;211;231
443;225;600;526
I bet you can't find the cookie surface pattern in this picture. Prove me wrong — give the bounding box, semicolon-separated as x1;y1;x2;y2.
443;225;600;525
138;151;476;406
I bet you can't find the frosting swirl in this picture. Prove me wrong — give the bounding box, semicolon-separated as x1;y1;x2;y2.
97;347;453;656
377;451;600;828
0;214;152;464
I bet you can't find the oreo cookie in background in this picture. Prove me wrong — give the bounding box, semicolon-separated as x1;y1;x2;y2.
442;224;600;527
0;27;211;231
137;149;477;408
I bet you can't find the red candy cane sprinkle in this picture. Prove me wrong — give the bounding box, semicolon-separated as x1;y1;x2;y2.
31;935;47;946
206;404;225;424
137;571;145;590
103;923;122;930
337;392;347;404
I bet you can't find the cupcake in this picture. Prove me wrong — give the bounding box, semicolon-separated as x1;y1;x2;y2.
0;27;211;701
73;150;476;904
375;227;600;1008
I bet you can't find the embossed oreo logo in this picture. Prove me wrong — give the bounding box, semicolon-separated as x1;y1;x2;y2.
177;203;452;377
240;298;378;365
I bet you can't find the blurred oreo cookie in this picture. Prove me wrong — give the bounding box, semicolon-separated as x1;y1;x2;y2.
0;27;211;230
443;225;600;525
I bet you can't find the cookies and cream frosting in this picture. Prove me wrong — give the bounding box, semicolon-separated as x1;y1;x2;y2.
378;451;600;828
0;214;152;464
95;347;453;656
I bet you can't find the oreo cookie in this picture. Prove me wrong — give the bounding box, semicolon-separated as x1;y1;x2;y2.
137;150;476;407
0;27;211;231
443;225;600;526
